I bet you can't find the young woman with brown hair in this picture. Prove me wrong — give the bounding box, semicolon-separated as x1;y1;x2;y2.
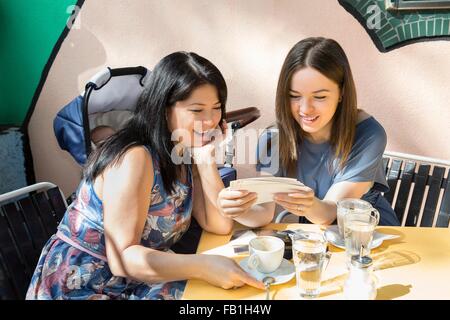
218;37;399;226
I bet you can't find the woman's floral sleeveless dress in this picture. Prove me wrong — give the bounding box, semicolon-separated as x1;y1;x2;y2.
26;148;193;300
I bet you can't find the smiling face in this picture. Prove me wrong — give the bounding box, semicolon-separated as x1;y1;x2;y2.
289;67;341;143
167;83;223;147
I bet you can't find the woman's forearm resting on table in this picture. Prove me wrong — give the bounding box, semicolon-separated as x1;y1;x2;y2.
110;245;206;282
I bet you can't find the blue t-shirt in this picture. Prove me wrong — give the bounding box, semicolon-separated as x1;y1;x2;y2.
256;116;389;200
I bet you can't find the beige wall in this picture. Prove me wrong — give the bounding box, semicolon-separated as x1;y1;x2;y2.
29;0;450;196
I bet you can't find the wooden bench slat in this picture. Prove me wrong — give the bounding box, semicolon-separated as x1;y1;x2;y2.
0;255;18;299
435;171;450;228
17;197;48;251
47;187;66;222
1;203;37;274
394;161;416;224
420;166;446;227
404;165;430;226
382;157;390;176
32;193;58;237
0;211;29;299
384;159;403;205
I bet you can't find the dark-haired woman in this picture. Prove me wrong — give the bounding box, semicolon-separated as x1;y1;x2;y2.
27;52;269;300
218;37;399;226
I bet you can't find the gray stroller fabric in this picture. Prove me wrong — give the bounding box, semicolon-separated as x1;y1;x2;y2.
54;67;149;165
87;68;150;114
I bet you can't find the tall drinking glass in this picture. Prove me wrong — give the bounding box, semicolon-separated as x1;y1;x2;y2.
290;231;329;299
343;213;378;258
337;199;380;237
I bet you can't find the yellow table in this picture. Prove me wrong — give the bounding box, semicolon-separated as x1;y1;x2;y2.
182;223;450;300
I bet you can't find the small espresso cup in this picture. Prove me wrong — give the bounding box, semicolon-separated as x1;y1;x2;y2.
247;236;285;273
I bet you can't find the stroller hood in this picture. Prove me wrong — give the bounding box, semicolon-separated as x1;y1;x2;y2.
54;67;150;166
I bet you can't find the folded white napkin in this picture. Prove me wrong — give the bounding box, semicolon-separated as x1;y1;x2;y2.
201;230;257;257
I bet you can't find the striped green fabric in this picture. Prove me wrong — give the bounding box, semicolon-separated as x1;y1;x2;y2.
339;0;450;52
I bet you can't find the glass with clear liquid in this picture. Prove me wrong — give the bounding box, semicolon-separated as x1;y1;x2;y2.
290;231;330;298
344;213;377;258
337;199;379;237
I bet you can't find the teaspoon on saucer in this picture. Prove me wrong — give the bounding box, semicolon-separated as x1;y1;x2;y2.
263;276;275;300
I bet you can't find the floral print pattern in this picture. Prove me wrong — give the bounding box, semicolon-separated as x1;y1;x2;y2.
26;148;192;300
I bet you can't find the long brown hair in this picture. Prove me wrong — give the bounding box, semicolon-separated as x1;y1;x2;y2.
275;37;357;174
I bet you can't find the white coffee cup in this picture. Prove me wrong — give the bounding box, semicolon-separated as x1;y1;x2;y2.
247;236;285;273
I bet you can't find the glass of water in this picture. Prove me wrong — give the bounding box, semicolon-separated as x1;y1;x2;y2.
343;213;377;258
290;231;329;299
337;198;379;237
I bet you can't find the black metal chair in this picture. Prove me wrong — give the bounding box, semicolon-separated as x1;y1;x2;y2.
382;152;450;227
275;152;450;228
0;182;67;300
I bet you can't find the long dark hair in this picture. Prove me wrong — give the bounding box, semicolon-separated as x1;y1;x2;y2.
275;37;357;173
84;52;227;193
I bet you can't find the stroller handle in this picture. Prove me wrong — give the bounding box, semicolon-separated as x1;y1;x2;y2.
225;107;260;130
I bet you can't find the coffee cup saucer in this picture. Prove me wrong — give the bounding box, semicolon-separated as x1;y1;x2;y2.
239;257;295;285
324;225;384;250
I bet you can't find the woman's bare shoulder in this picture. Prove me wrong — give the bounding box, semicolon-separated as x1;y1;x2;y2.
94;146;153;200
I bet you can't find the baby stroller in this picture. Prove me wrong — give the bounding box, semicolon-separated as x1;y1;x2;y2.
53;66;260;253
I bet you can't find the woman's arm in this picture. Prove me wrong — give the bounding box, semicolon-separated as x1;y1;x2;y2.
191;162;234;235
233;202;275;227
318;180;373;223
101;146;263;289
274;181;373;225
217;188;275;227
192;161;275;233
101;146;201;281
